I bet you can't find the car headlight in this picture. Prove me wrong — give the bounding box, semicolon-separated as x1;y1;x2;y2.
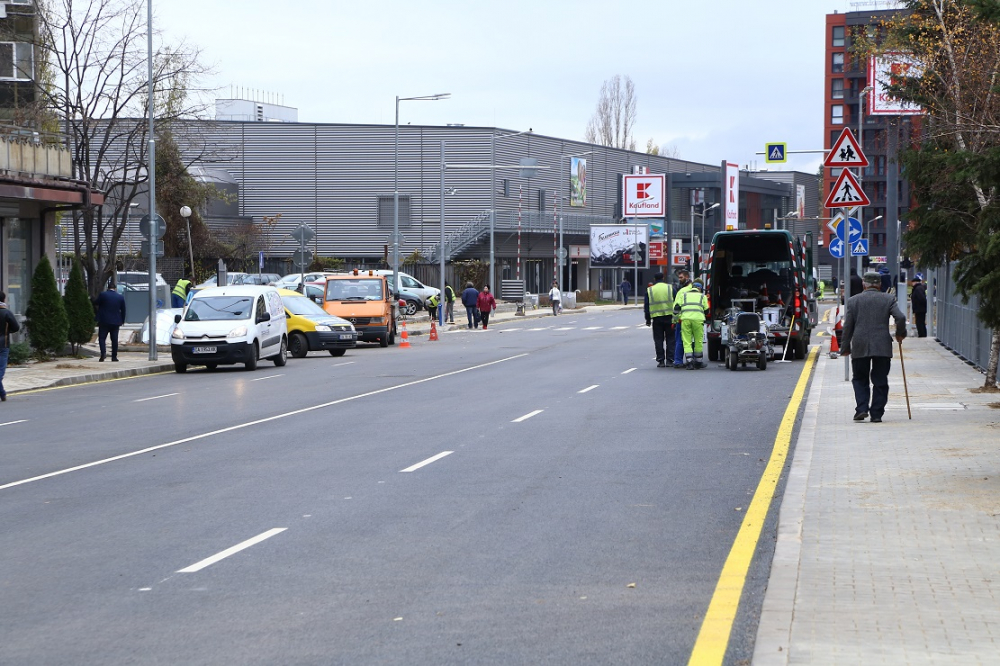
171;327;185;340
370;317;385;325
314;324;331;332
227;325;248;338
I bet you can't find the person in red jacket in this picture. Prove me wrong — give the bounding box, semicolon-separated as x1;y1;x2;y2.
476;285;497;330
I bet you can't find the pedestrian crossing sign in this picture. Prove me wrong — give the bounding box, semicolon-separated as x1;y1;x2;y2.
824;169;871;208
765;142;787;164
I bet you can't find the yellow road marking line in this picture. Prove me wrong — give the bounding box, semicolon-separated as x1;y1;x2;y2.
687;346;818;665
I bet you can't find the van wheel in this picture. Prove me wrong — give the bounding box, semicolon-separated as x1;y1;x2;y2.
289;333;308;358
758;353;767;371
245;342;259;370
174;363;187;374
379;333;389;348
389;323;396;346
329;349;346;357
272;337;287;366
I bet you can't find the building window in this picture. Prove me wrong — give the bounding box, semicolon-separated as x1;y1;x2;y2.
831;79;844;99
831;105;844;125
831;52;844;73
377;195;411;228
0;43;33;81
832;26;845;47
2;217;33;315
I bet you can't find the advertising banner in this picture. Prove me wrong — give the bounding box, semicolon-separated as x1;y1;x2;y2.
724;162;740;230
590;224;648;268
868;53;924;115
570;157;587;207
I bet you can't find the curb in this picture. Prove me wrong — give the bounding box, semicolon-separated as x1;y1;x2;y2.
13;362;177;394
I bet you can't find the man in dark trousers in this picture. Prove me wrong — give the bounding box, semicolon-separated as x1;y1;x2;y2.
644;273;674;367
620;278;632;305
460;282;480;329
1;290;20;402
911;273;928;338
94;281;127;362
841;271;907;423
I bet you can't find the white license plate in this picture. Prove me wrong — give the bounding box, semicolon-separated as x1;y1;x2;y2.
339;334;353;340
193;346;217;354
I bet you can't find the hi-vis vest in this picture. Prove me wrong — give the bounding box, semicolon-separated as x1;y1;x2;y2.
428;294;440;307
172;279;191;299
676;289;708;322
647;282;674;319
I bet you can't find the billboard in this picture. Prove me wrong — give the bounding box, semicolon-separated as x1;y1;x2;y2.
590;224;648;268
622;174;665;218
570;156;587;207
868;53;924;115
724;162;740;230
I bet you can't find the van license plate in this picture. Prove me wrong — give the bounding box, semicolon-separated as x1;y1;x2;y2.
193;346;217;354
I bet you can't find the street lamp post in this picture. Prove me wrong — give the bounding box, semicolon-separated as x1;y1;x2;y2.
856;85;873;276
179;205;194;278
146;0;157;361
490;129;532;291
394;93;450;296
691;203;720;280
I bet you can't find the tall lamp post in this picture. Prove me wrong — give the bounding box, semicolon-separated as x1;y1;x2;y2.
691;202;720;281
394;92;450;296
146;0;157;360
179;205;195;278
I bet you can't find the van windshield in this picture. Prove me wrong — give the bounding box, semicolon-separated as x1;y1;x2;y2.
185;296;254;321
326;279;383;301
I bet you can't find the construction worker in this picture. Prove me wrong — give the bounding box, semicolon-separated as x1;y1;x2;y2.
675;278;709;369
171;276;192;308
426;293;440;321
644;273;675;367
671;270;693;368
444;283;456;324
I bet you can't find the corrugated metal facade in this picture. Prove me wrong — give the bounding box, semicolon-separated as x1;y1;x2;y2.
172;120;720;260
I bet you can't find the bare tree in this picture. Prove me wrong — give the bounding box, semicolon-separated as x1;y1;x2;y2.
32;0;212;297
584;74;637;150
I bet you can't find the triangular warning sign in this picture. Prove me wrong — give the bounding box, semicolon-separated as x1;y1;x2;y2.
825;128;868;167
824;169;870;208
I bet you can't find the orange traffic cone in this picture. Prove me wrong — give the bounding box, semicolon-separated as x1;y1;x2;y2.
429;321;438;341
829;326;840;358
399;320;410;348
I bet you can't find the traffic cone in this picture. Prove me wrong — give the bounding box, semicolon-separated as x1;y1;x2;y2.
829;326;840;358
399;320;411;348
429;321;438;341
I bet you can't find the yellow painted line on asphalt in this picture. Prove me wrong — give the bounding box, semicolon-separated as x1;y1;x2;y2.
687;345;818;666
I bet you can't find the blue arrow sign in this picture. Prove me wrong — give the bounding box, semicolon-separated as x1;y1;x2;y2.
835;217;864;244
829;237;845;258
851;239;869;256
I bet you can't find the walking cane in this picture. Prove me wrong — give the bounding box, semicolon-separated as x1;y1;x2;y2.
777;315;795;363
897;339;912;420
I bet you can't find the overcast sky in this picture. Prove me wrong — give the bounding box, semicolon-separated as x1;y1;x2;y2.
155;1;862;175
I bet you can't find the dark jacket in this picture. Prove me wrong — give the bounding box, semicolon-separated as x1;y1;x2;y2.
476;291;496;312
849;273;864;298
911;282;927;314
94;288;127;327
444;285;456;303
842;288;907;358
1;306;19;349
461;287;479;308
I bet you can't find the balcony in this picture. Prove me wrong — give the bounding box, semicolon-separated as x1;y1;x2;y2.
0;126;72;180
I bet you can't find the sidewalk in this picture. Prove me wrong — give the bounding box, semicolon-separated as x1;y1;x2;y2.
755;336;1000;664
1;303;629;395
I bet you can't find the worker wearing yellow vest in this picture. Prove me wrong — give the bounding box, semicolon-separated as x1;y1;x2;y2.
674;279;709;369
171;277;192;308
426;293;441;321
670;270;693;368
644;273;675;368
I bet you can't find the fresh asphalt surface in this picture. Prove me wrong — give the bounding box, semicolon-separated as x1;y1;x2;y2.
1;309;810;665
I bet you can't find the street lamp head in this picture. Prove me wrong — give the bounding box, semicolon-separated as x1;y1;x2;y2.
401;92;451;102
179;205;192;219
707;203;721;212
872;215;884;222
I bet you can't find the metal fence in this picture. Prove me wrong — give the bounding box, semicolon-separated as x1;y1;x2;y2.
930;262;995;373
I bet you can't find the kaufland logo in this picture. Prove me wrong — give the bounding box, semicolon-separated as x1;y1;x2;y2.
636;183;650;199
623;174;665;217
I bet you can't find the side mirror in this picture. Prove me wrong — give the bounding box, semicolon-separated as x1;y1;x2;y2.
174;314;182;324
260;312;271;323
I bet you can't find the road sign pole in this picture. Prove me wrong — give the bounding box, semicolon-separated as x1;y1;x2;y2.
842;206;851;382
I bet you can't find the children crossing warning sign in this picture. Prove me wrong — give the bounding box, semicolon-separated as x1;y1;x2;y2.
825;128;869;168
824;169;870;208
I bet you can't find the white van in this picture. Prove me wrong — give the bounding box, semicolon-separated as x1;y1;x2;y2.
170;286;288;373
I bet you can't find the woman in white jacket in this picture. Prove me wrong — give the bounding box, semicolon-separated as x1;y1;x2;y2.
548;281;561;316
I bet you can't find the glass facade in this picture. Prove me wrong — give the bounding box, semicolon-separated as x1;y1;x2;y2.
2;217;32;315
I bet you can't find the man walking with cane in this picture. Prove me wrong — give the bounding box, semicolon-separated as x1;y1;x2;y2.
841;271;907;423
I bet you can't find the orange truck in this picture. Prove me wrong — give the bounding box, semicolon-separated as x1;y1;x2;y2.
320;270;398;347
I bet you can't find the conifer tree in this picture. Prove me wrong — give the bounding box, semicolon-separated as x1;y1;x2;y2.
63;258;95;355
25;255;69;357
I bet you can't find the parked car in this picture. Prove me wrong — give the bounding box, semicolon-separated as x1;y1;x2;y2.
232;273;281;286
275;272;340;290
366;270;441;303
279;289;357;357
170;285;288;372
116;271;169;291
196;272;249;289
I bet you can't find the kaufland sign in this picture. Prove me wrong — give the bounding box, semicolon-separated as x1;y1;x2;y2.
622;174;665;218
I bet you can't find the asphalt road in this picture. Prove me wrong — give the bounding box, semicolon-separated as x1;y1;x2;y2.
1;309;810;665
